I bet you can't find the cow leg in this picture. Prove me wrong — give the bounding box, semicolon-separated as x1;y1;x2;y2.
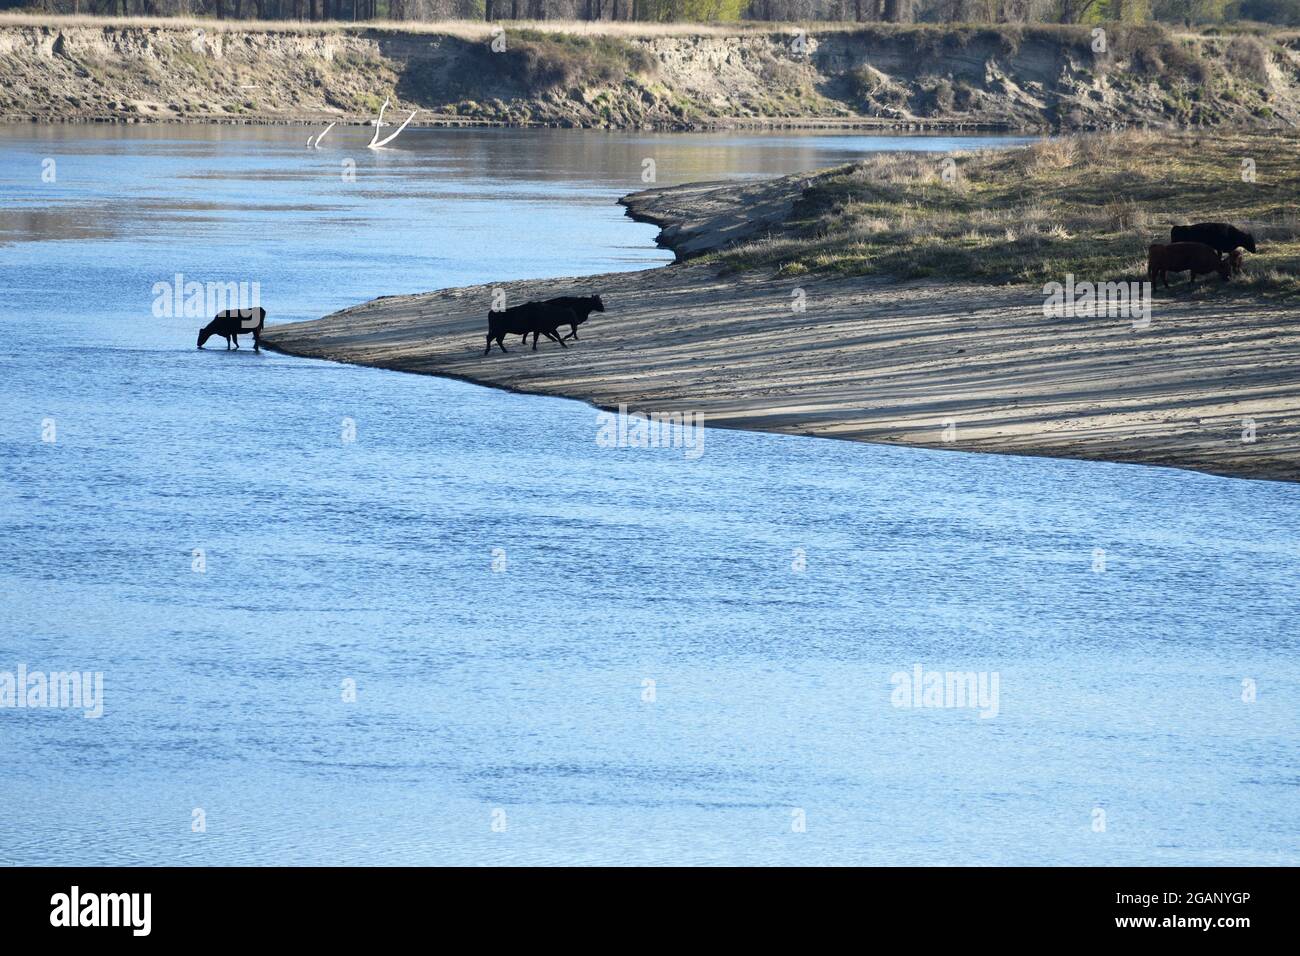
253;328;261;352
224;335;232;350
531;333;539;351
485;333;493;356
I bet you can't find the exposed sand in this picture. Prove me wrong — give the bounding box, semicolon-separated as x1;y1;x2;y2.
618;173;818;261
264;260;1300;484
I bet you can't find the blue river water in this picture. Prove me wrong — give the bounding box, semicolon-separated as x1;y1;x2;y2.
0;125;1296;865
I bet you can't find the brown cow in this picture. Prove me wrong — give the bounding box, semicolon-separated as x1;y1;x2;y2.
1228;248;1246;277
1147;242;1230;288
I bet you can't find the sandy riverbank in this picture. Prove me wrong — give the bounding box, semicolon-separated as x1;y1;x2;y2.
263;258;1300;484
263;130;1300;484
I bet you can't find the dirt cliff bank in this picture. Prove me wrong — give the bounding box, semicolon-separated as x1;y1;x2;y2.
4;16;1299;131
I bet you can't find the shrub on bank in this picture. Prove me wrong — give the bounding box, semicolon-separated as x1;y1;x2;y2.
504;32;657;93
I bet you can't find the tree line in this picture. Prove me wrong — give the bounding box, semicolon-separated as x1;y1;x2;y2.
5;0;1297;26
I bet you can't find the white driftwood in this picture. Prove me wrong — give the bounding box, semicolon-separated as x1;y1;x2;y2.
309;121;336;149
367;99;418;149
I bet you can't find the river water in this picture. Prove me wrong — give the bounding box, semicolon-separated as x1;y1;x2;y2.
0;125;1296;866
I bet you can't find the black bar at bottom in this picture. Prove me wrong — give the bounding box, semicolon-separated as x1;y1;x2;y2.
0;866;1281;942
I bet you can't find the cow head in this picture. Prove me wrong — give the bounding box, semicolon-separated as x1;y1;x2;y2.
197;325;213;349
591;295;605;313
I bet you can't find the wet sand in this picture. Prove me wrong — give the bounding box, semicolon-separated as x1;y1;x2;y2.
264;257;1300;483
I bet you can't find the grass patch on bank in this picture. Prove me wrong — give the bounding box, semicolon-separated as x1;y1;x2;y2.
708;131;1300;296
505;30;657;92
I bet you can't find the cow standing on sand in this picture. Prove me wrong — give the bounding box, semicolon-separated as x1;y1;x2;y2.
516;294;605;345
198;307;266;352
485;302;578;355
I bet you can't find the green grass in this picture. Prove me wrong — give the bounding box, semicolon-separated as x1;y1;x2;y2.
505;31;657;93
707;131;1300;298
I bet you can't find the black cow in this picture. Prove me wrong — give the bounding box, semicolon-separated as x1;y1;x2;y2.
516;294;605;344
1170;222;1257;254
485;303;576;355
198;307;266;352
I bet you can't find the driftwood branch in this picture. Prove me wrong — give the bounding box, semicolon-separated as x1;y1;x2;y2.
308;121;336;149
367;99;418;150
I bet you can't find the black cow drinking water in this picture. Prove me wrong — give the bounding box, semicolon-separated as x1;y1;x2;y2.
485;302;577;355
516;294;605;345
198;307;266;352
1170;222;1257;255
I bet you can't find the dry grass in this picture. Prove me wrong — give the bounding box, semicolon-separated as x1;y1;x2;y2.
1025;136;1076;173
1103;197;1149;232
712;130;1300;297
0;13;905;37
